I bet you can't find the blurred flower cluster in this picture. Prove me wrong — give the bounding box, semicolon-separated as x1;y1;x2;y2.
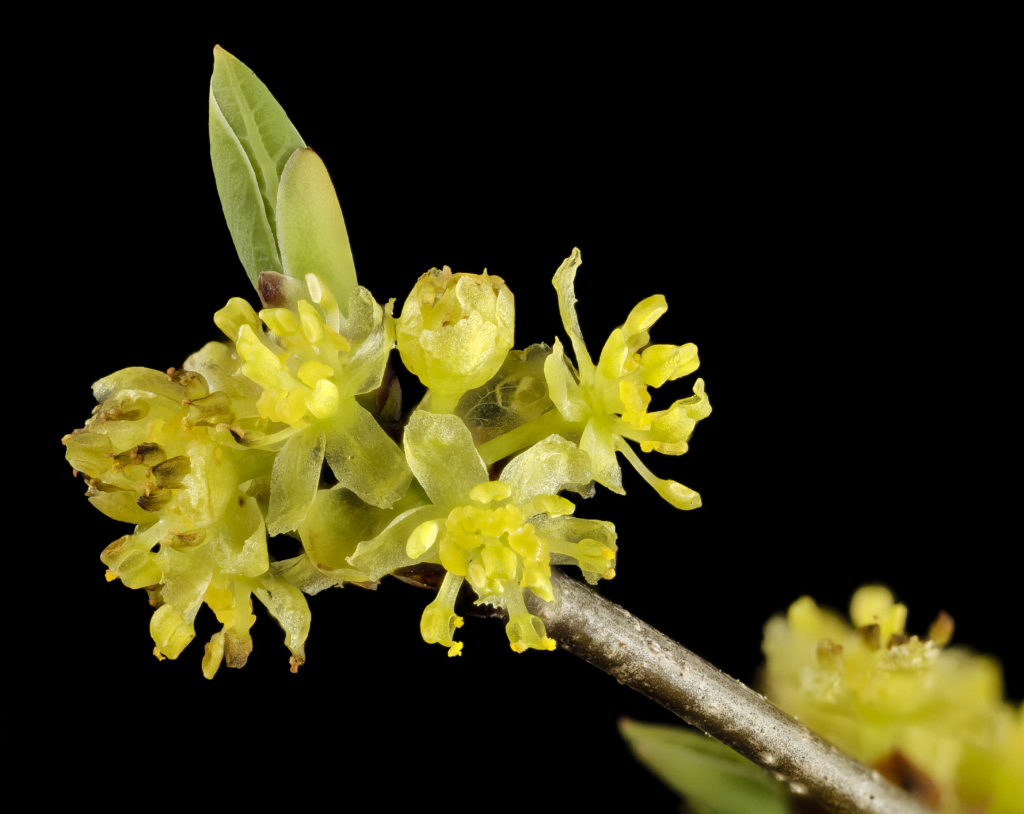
65;251;708;674
763;587;1023;812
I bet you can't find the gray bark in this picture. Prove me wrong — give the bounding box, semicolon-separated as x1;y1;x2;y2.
526;570;932;814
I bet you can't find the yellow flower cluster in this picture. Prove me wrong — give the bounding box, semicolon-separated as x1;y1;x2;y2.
63;358;309;677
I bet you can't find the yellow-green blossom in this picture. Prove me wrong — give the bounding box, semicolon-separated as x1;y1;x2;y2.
544;248;710;509
64;356;309;677
215;274;410;533
349;411;616;655
762;586;1024;812
396;266;515;413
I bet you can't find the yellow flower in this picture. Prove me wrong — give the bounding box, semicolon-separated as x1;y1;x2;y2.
544;248;710;509
214;275;410;533
762;586;1024;812
349;411;616;655
64;358;310;677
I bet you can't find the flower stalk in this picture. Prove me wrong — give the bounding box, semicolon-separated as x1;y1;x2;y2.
525;569;933;814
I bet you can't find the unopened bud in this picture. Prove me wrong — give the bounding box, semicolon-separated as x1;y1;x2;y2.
396;267;514;402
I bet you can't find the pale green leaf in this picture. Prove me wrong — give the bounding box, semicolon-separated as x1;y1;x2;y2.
277;147;358;310
619;719;790;814
209;46;305;287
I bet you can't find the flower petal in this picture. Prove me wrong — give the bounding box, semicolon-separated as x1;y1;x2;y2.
543;338;589;423
580;418;624;494
551;248;595;379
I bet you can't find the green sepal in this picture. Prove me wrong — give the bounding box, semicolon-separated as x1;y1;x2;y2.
209;46;305;287
348;505;447;581
323;401;411;509
152;542;214;632
403;410;487;508
253;572;311;669
266;427;326;535
456;343;554;445
531;513;616;585
92;366;184;407
500;433;595;503
580;417;624;494
335;287;394;397
543;338;589;424
277;147;358;311
87;484;157;526
619;719;790;814
270;554;340;595
213;494;269;577
298;486;396;582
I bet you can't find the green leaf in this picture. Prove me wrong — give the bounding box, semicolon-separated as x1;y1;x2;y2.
209;45;306;288
277;147;358;310
619;719;791;814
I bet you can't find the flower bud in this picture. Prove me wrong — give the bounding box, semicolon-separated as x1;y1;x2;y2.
396;267;514;405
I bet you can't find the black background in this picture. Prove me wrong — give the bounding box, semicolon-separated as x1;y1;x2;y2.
28;19;1016;810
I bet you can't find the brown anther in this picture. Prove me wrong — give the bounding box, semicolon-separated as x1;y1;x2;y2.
85;478;120;494
858;623;882;650
151;455;191;488
887;632;910;648
392;563;447;591
224;631;253;669
138;490;173;512
172;530;206;547
214;423;249;443
928;610;955;647
101;535;132;559
816;639;844;664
